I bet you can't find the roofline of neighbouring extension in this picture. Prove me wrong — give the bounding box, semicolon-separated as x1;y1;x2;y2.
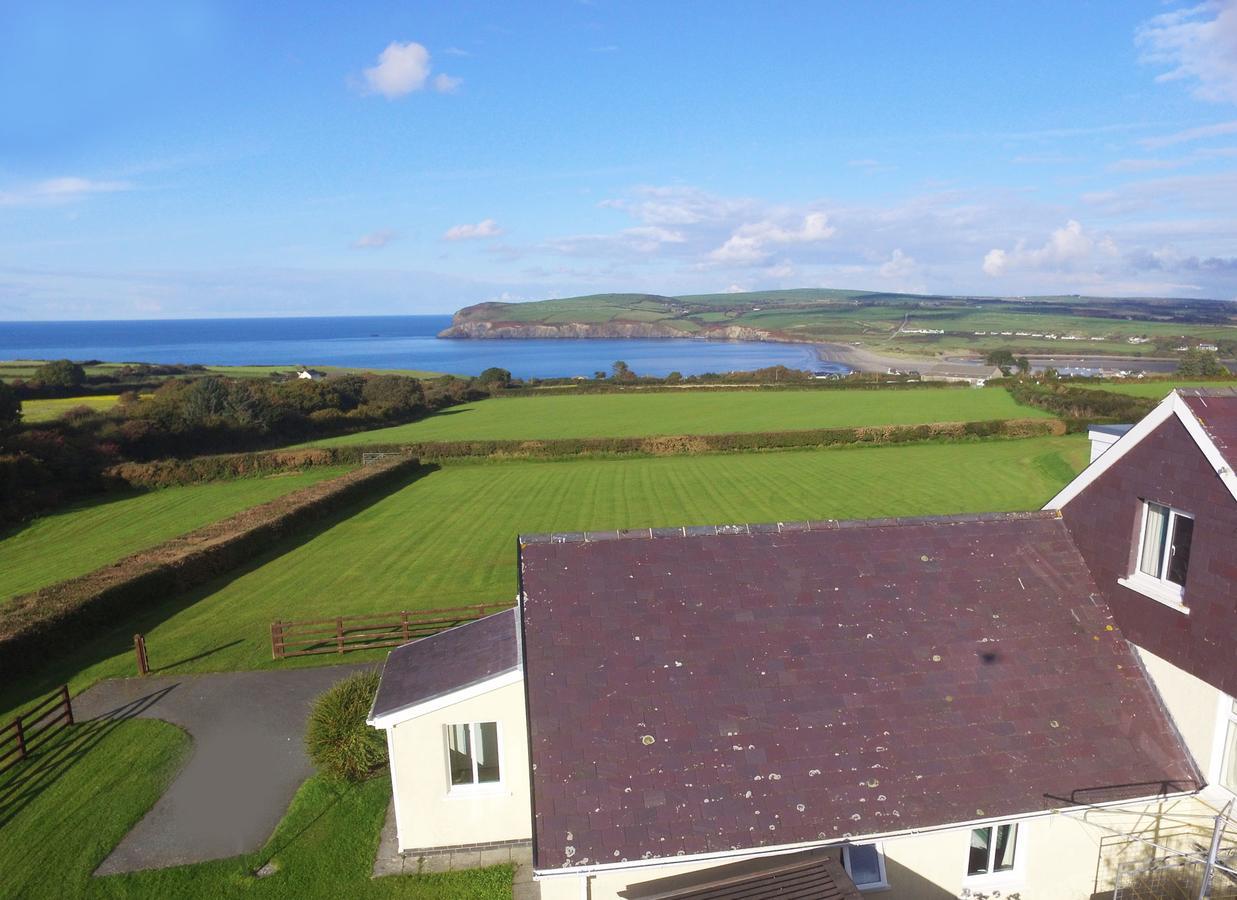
367;667;523;729
517;510;1062;548
1043;390;1237;510
530;786;1201;879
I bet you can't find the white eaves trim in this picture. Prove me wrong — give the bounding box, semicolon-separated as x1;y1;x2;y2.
1043;391;1237;510
532;787;1199;879
367;667;522;729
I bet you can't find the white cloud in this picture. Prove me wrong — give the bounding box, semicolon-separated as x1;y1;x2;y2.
1137;1;1237;103
361;41;459;99
710;213;836;265
432;73;463;94
982;220;1117;277
443;218;503;240
0;176;132;207
879;249;917;279
352;229;397;249
1140;118;1237;147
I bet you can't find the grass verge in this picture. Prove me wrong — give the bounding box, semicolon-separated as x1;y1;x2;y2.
0;718;509;899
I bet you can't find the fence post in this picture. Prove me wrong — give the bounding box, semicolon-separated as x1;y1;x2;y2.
134;633;149;676
13;716;26;762
336;617;345;654
400;611;410;643
61;684;73;726
271;621;284;660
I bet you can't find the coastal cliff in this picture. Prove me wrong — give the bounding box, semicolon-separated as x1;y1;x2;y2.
438;301;779;342
440;318;777;342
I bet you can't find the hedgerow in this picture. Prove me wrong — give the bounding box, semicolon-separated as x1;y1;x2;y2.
0;457;418;680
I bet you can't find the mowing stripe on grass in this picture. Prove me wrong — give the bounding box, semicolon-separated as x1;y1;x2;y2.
0;435;1089;708
303;387;1052;446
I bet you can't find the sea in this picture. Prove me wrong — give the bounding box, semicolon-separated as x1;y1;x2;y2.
0;316;845;379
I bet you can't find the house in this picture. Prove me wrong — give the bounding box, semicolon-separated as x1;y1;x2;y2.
369;389;1237;899
296;367;327;380
916;364;1003;386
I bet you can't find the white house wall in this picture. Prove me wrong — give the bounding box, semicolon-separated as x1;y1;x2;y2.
536;794;1228;899
387;678;531;851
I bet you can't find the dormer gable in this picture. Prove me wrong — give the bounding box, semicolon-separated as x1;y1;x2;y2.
1045;389;1237;698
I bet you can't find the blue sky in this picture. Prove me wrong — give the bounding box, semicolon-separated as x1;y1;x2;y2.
2;1;1237;319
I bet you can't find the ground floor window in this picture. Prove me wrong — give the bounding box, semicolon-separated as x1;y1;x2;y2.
446;721;501;788
842;843;887;890
968;823;1018;877
1220;698;1237;793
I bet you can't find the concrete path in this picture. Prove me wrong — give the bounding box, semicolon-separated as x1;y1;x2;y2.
77;664;372;874
372;801;540;899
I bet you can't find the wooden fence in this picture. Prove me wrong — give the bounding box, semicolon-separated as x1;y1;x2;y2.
0;686;73;777
270;603;510;659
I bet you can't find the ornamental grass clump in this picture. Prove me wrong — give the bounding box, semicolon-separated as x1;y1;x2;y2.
306;670;388;782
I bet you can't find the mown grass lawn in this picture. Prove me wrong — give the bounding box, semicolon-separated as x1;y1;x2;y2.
303;386;1052;446
0;466;353;604
1;434;1087;716
0;719;509;899
19;395;128;422
1096;379;1237;399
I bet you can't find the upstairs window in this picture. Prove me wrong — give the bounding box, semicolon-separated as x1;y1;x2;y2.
1131;501;1194;604
446;722;501;788
967;823;1018;877
1138;502;1194;587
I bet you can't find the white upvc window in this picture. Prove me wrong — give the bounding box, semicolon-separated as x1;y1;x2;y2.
1215;697;1237;795
842;843;888;891
966;823;1019;880
1119;501;1194;611
445;721;502;791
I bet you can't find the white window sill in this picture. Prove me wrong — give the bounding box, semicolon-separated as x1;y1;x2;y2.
446;784;508;799
962;873;1022;892
854;882;890;894
1118;574;1189;614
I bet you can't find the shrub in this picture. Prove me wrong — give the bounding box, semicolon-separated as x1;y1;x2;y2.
306;670;388;782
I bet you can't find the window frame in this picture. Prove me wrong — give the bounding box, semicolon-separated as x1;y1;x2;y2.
841;842;889;892
1208;693;1237;797
1118;500;1194;613
443;720;504;795
962;822;1023;887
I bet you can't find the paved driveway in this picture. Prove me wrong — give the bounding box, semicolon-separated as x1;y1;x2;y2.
77;664;372;874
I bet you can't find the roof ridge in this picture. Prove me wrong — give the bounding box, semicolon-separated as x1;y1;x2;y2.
518;509;1060;546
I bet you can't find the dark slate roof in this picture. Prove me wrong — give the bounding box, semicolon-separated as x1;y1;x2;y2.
1181;389;1237;471
518;513;1199;870
370;608;519;721
619;848;861;899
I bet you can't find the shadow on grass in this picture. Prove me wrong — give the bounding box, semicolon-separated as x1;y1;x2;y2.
250;779;358;873
0;464;439;718
151;640;245;673
0;685;176;831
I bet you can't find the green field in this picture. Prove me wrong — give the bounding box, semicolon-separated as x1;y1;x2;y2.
0;466;352;603
1;434;1086;716
0;719;508;899
1096;379;1237;399
304;387;1052;446
20;394;127;421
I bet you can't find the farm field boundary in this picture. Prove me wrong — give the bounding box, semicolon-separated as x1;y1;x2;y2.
0;457;420;680
341;417;1066;462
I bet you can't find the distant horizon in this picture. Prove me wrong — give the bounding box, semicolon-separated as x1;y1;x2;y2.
4;284;1237;325
3;2;1237;320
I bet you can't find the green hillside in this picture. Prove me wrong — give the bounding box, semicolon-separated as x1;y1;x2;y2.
445;289;1237;361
